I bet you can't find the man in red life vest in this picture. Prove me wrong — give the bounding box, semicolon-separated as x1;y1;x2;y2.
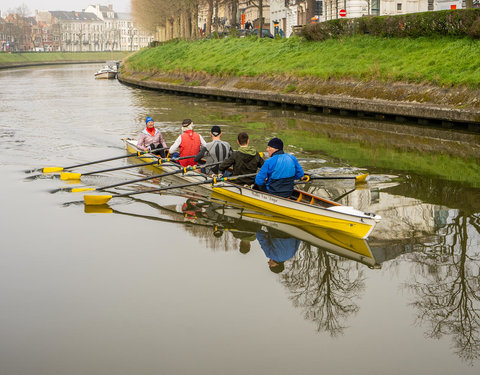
168;119;207;167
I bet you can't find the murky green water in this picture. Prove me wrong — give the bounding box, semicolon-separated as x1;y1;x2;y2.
0;64;479;375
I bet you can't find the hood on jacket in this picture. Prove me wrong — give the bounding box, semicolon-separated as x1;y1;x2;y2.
238;145;257;156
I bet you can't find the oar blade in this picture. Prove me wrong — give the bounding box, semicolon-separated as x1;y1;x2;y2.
43;167;64;173
84;205;113;214
84;195;113;206
60;172;82;180
355;173;370;183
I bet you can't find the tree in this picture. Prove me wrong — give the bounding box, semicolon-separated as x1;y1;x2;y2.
305;0;316;23
282;243;365;336
406;213;480;363
250;0;264;37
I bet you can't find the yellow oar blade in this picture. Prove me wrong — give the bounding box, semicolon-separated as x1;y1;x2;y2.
71;187;96;193
60;172;82;180
355;173;370;183
43;167;64;173
84;195;113;206
84;205;113;214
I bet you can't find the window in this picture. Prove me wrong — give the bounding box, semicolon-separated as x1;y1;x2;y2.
371;0;380;16
397;3;402;11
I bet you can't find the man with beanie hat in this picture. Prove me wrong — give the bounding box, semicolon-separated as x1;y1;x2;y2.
194;125;232;174
168;119;207;167
219;132;264;185
254;137;304;198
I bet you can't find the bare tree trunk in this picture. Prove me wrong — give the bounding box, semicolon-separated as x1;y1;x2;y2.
230;0;238;29
206;0;213;35
306;0;316;22
258;0;263;38
214;0;219;33
180;12;186;38
192;5;199;38
168;18;174;40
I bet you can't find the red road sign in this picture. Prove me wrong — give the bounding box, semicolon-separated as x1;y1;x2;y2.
339;9;347;17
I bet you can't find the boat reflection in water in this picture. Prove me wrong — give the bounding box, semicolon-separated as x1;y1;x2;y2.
85;193;382;336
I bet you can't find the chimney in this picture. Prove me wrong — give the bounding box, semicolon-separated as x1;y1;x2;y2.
108;4;113;11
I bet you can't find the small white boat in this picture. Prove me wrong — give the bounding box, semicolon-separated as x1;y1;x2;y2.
94;65;117;79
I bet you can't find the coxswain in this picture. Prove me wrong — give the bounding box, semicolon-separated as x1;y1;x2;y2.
137;116;168;157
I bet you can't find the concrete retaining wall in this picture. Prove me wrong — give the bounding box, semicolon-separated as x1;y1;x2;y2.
118;73;480;132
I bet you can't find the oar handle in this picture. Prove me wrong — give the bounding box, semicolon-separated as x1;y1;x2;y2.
62;152;144;170
113;172;257;198
82;160;159;176
97;161;223;191
308;176;357;180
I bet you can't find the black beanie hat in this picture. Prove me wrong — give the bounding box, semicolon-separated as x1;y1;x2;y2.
267;137;283;150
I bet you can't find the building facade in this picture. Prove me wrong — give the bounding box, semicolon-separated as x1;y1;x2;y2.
1;4;153;52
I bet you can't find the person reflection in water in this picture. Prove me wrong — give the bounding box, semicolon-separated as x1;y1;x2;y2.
256;227;300;273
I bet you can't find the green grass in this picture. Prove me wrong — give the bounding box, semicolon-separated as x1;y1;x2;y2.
281;130;480;187
124;36;480;88
0;51;131;64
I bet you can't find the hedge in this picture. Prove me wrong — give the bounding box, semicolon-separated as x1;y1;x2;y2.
301;9;480;40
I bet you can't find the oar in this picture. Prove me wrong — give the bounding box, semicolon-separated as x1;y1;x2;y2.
29;147;169;174
59;154;196;180
83;173;257;205
295;173;369;184
60;161;222;192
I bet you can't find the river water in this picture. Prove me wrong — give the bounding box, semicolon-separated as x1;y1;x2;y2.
1;64;479;375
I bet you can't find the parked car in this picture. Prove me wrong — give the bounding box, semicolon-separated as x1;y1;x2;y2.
239;28;273;38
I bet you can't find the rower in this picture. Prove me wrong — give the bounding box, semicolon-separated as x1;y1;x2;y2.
218;132;264;185
194;125;232;174
168;119;207;167
254;137;304;198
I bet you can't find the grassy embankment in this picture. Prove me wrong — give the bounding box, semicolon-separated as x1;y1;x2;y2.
123;36;480;187
124;36;480;88
0;51;131;66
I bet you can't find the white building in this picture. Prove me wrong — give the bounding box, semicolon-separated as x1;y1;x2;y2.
35;5;154;52
84;4;120;50
47;11;104;52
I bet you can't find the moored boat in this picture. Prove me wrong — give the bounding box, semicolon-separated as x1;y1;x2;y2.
123;139;381;239
94;65;117;79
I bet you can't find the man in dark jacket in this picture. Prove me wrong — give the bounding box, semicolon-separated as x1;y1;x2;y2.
218;132;264;185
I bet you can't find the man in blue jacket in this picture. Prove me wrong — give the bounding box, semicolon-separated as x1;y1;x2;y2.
254;137;304;198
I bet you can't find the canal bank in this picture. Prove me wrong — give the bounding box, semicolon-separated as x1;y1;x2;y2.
0;51;130;70
119;36;480;131
118;71;480;131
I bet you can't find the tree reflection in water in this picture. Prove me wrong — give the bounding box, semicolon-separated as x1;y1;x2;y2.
406;212;480;364
281;243;365;337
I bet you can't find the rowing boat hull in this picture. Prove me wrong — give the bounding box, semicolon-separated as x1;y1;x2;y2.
218;207;379;268
124;139;380;239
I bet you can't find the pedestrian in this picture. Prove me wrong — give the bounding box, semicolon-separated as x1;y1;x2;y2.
254;137;304;197
168;119;207;167
194;125;232;174
136;116;168;157
219;132;264;185
245;19;253;30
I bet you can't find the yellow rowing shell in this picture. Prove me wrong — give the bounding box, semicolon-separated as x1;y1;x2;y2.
124;139;381;239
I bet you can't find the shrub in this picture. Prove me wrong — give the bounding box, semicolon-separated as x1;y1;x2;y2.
467;17;480;39
302;9;480;41
149;40;161;48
